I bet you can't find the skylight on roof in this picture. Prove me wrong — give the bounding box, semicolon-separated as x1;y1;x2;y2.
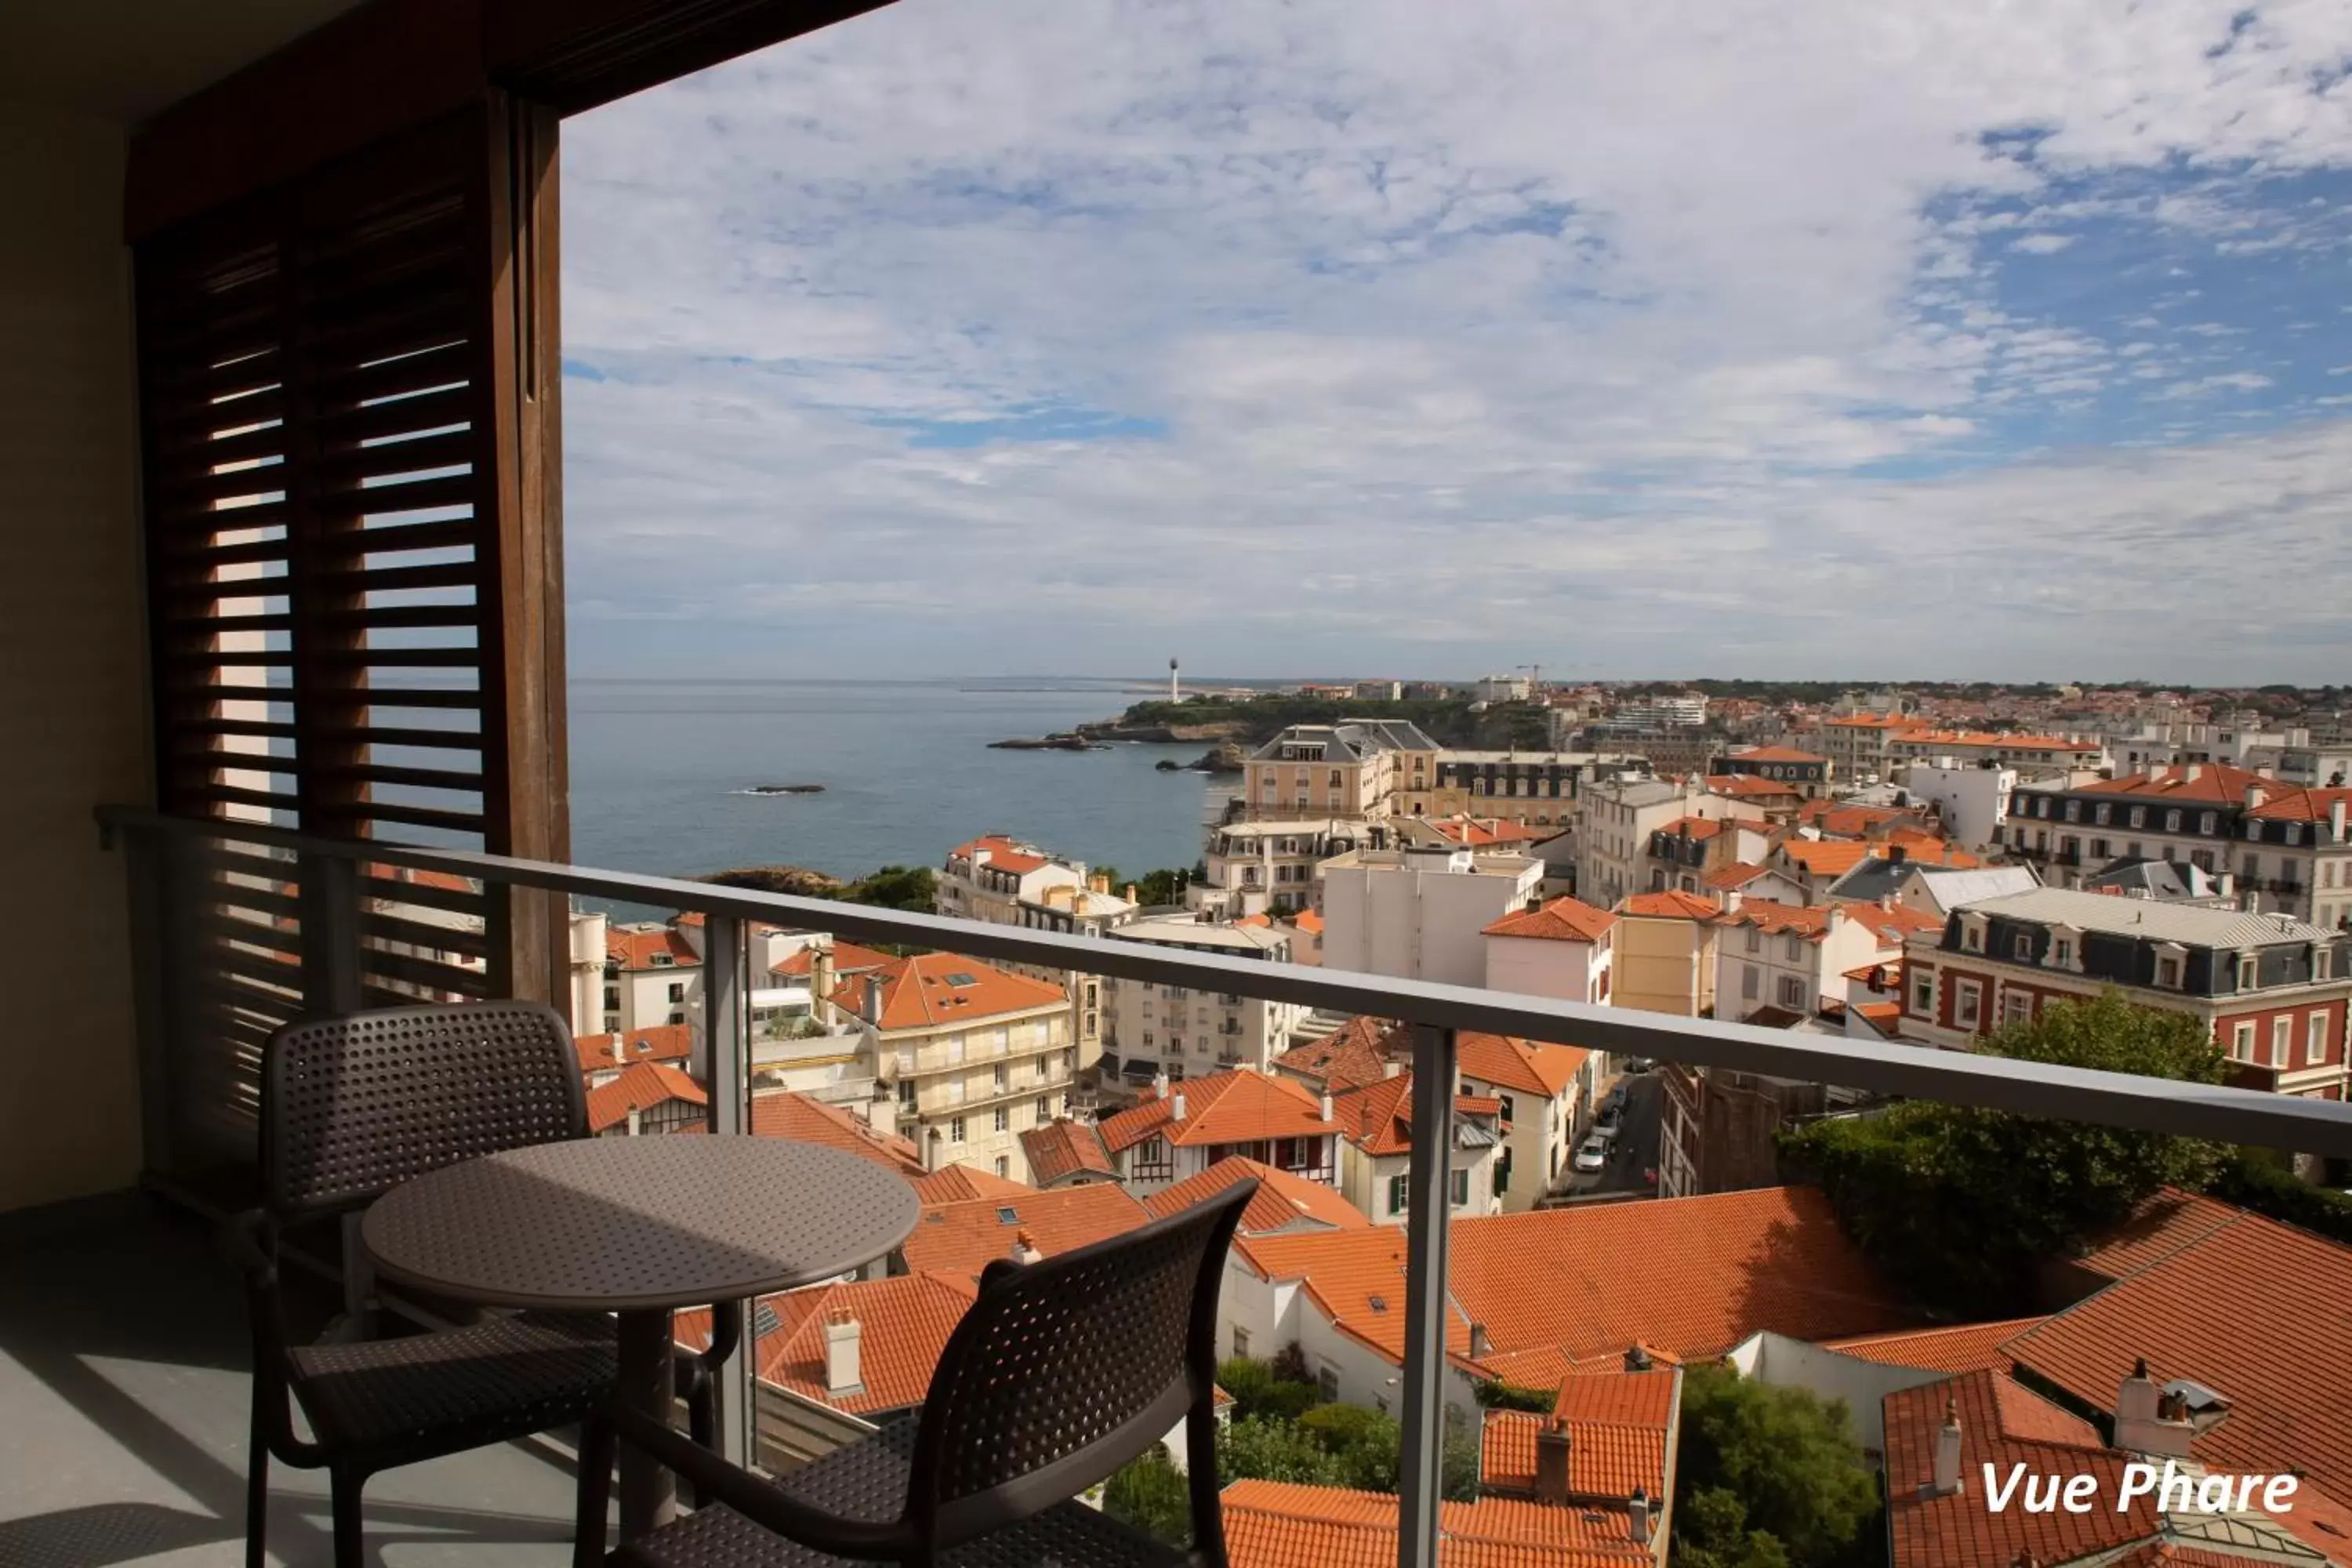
944;972;978;987
996;1206;1021;1224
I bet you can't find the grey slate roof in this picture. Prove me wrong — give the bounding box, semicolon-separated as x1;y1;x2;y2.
1951;887;2336;947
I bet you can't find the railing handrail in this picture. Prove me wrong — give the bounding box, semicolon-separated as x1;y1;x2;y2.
95;803;2352;1157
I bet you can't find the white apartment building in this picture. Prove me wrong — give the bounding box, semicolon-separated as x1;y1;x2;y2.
844;953;1076;1184
1330;1073;1502;1225
1900;760;2017;850
1455;1032;1597;1207
1711;898;1940;1022
1319;847;1544;987
1473;673;1533;703
1192;818;1381;919
1612;694;1708;729
1482;896;1616;1007
603;919;704;1037
1576;775;1717;911
935;833;1135;1069
1104;917;1306;1084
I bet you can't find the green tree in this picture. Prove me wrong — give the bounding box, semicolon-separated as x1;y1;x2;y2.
835;864;936;912
1102;1448;1193;1549
1216;1356;1322;1423
1671;1364;1874;1568
1780;992;2226;1316
2209;1148;2352;1244
1218;1417;1347;1486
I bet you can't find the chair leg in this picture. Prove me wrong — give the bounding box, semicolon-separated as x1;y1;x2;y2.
329;1466;366;1568
575;1413;616;1568
245;1390;271;1568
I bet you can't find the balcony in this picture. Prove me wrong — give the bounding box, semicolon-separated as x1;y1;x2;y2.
16;806;2352;1568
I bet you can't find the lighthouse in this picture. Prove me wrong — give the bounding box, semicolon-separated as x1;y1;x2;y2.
1168;657;1180;703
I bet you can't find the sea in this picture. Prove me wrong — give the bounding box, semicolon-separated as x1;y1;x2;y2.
569;677;1229;889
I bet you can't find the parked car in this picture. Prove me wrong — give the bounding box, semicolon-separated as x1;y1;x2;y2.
1591;1116;1622;1144
1623;1057;1657;1075
1572;1138;1608;1174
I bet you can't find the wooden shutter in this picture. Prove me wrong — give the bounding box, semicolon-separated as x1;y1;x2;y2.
134;100;564;1172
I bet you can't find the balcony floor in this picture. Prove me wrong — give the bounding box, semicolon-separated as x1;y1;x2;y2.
0;1194;590;1568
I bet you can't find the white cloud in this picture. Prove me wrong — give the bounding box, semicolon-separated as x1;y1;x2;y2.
2154;372;2278;398
561;0;2352;679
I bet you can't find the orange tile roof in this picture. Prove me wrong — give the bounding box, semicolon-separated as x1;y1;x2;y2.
1617;891;1719;920
606;924;702;970
1291;909;1324;935
1236;1186;1914;1368
1098;1069;1340;1154
2247;785;2352;822
1704;774;1805;800
1456;1032;1588;1099
1732;746;1828;764
829;951;1066;1031
1895;728;2100;753
1700;861;1768;891
1885;1370;2166;1568
1332;1073;1417;1156
747;1090;926;1177
1017;1119;1116;1185
909;1163;1033;1205
947;834;1051;875
1481;1369;1678;1502
2071;1188;2243;1282
770;938;897;979
1820;714;1926;731
900;1183;1149;1279
1483;897;1617;943
1795;801;1915;837
583;1062;707;1133
1272;1016;1405;1091
1144;1156;1371;1235
1774;840;1875;877
1824;1316;2047;1374
1220;1479;1654;1568
2071;763;2270;804
2003;1202;2352;1498
1435;817;1552;847
361;861;475;895
574;1023;693;1076
676;1272;978;1417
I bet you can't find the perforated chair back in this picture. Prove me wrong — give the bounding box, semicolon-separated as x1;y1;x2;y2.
262;1002;586;1219
908;1177;1257;1548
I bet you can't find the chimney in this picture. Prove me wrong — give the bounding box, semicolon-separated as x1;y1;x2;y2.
1320;1089;1336;1121
1624;1344;1653;1372
865;1097;896;1138
1172;1091;1188;1122
1533;1419;1573;1504
861;974;885;1025
1628;1488;1653;1546
2245;784;2267;811
1125;883;1140;905
823;1310;862;1394
810;936;835;1013
2183;764;2202;783
1922;1396;1963;1497
2333;798;2347;844
1889;844;1907;866
1010;1228;1043;1266
1825;906;1845;935
1382;1059;1403;1079
626;1105;642;1137
1468;1323;1491;1359
2114;1357;2196;1457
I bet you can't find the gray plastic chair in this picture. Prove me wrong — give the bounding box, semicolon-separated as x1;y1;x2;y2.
575;1177;1258;1568
232;1001;732;1568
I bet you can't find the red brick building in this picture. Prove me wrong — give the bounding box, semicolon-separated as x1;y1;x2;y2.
1900;887;2351;1099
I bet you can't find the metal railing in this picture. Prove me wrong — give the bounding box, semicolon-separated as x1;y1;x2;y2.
93;804;2352;1568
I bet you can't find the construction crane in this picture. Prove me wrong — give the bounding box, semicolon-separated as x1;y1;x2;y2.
1516;663;1542;695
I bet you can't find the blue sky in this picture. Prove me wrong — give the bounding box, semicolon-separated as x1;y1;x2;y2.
560;0;2352;683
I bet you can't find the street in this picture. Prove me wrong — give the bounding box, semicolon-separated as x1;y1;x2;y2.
1551;1067;1664;1202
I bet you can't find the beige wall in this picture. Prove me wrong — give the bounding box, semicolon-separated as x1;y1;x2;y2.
1613;916;1717;1018
0;106;151;1212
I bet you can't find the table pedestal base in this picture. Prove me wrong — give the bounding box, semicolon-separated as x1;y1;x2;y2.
616;1308;677;1541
